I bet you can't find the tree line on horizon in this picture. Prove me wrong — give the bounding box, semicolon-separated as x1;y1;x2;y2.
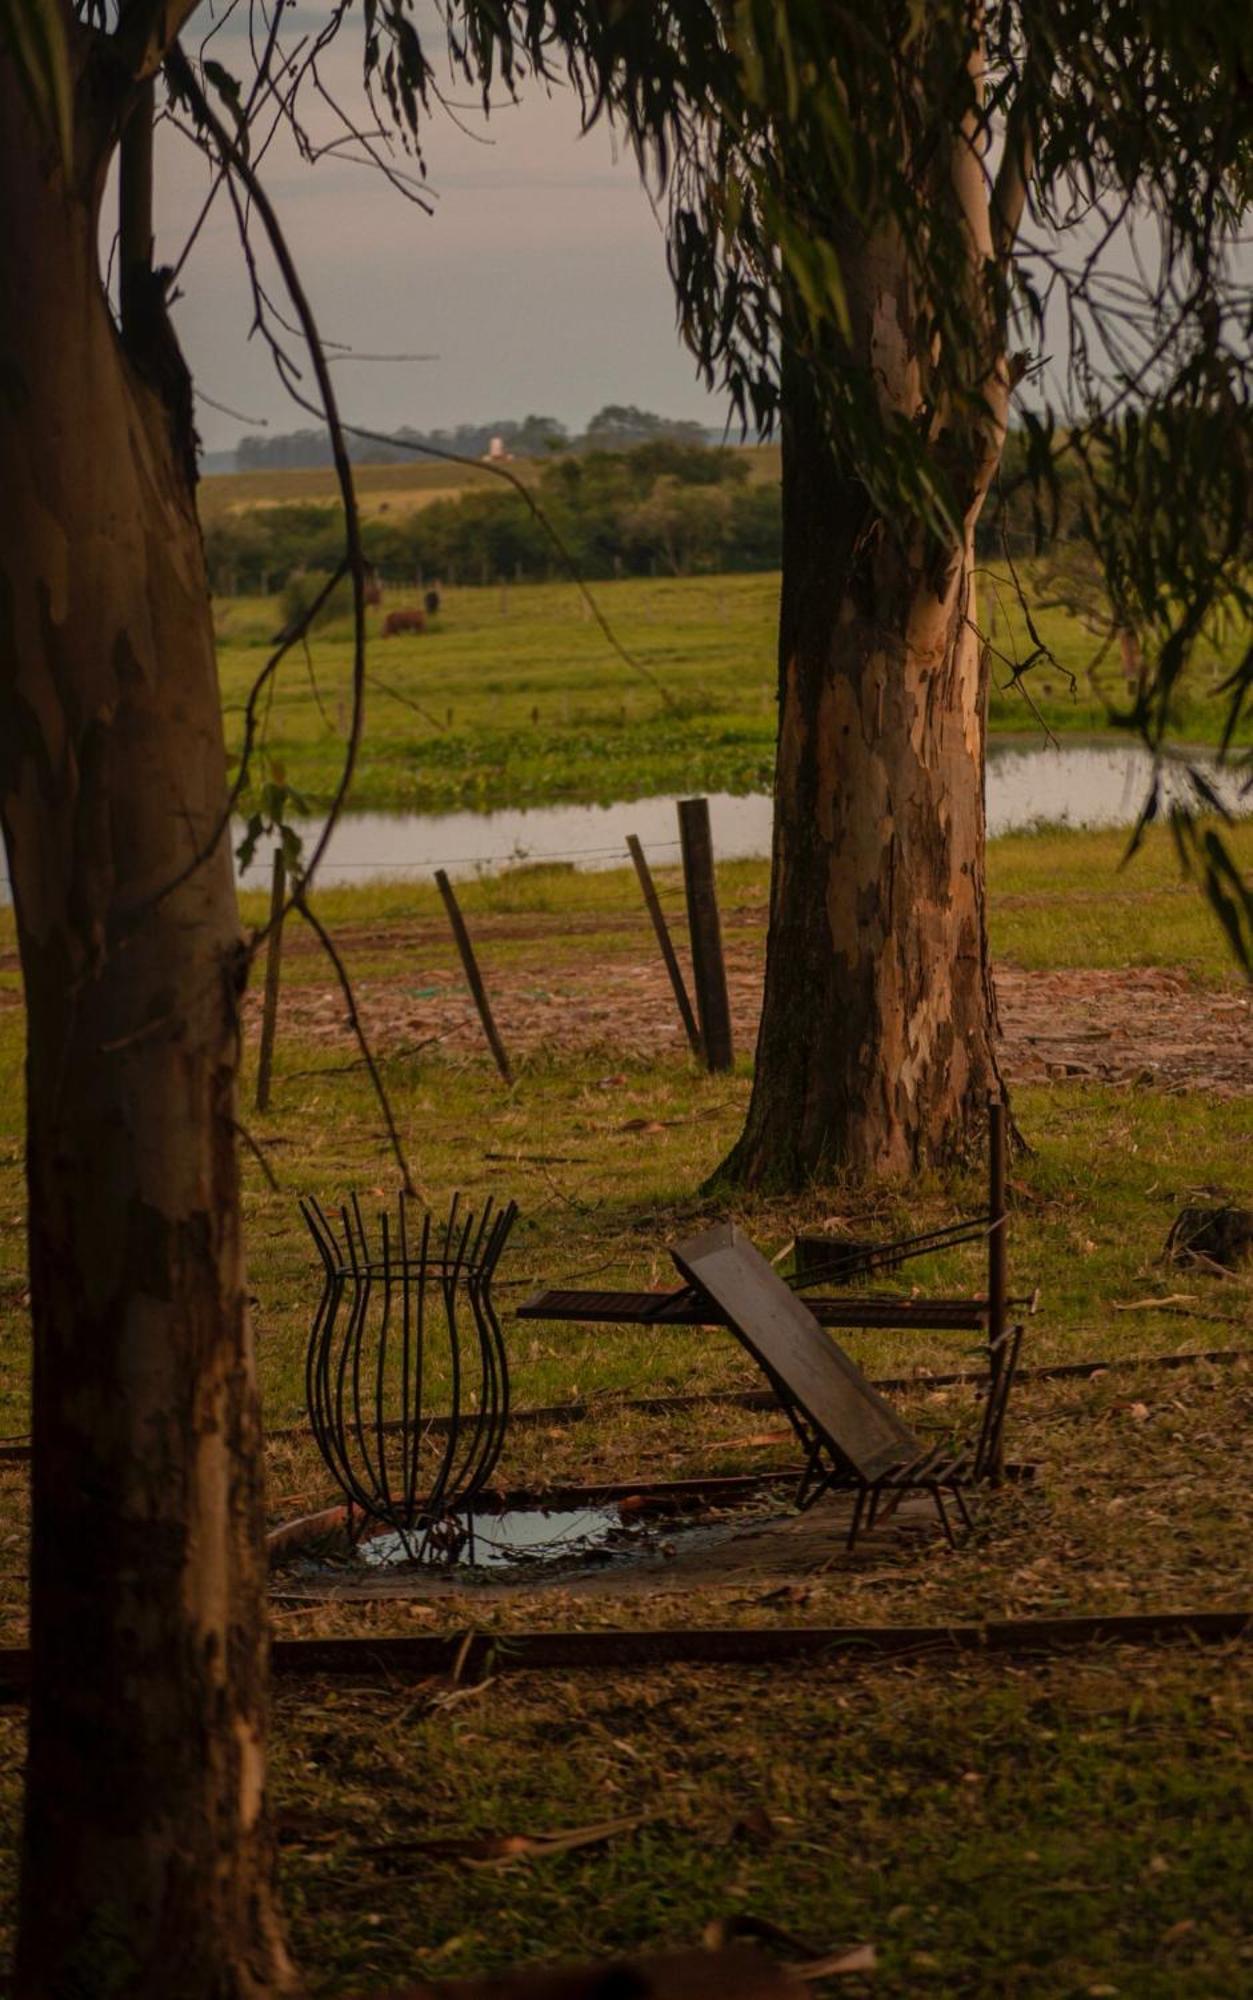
207;431;1083;599
228;401;718;473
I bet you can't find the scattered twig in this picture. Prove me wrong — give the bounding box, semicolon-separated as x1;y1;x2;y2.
232;1118;281;1192
367;1810;655;1870
292;892;420;1199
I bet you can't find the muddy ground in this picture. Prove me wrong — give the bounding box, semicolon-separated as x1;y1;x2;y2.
239;911;1252;1097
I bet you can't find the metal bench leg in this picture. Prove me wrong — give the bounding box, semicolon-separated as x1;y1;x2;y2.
796;1438;825;1510
930;1483;958;1550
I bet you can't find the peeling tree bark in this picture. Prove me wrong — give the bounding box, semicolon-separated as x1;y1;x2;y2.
724;58;1019;1188
723;355;1002;1184
0;54;296;1999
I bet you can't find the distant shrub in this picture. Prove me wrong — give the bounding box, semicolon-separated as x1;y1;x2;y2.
280;569;354;631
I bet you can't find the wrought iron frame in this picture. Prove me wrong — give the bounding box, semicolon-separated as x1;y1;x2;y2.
300;1191;516;1555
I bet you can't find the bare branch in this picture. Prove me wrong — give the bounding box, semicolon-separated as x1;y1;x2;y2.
293;891;421;1199
166;40;368;901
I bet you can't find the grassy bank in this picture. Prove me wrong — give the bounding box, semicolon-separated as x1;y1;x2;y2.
214;569;1250;814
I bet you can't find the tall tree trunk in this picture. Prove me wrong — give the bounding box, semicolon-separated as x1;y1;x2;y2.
0;65;297;1999
723;249;1007;1186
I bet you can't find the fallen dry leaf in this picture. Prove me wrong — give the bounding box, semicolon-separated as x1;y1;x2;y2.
793;1944;877;1980
1160;1920;1196;1946
704;1914;876;1980
374;1811;653;1870
1113;1295;1200;1312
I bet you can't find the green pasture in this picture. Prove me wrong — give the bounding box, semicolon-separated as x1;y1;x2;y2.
213;567;1250;816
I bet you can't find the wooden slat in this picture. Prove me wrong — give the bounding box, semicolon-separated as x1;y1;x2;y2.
672;1223;921;1483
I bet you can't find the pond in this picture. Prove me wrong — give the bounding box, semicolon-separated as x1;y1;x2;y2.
1;737;1246;906
228;736;1248;894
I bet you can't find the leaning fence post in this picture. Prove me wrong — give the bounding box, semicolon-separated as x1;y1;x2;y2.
986;1093;1008;1475
434;868;513;1084
627;833;703;1061
255;845;286;1113
677;797;733;1073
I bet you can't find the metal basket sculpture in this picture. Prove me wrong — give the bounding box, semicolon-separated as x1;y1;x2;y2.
301;1192;517;1552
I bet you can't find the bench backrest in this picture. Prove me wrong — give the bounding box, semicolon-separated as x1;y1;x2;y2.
672;1223;921;1482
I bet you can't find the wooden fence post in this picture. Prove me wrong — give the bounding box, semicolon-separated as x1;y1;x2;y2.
435;868;514;1084
986;1093;1008;1477
255;845;286;1113
677;797;733;1073
627;834;703;1060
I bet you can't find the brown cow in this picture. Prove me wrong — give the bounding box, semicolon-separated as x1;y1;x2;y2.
382;607;426;637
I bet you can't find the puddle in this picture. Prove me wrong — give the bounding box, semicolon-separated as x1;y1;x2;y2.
280;1496;752;1588
360;1503;650;1573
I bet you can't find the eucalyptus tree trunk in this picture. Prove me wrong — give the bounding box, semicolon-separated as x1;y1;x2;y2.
724;205;1011;1185
0;56;296;1999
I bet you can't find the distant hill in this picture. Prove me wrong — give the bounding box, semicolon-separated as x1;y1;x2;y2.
208;403;737;475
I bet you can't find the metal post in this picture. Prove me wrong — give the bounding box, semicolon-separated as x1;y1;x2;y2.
677;798;733;1072
435;869;513;1084
627;834;703;1060
255;846;286;1113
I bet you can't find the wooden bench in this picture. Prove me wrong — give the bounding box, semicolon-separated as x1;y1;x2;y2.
668;1222;1024;1550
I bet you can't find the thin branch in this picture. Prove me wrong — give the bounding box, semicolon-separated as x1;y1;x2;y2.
293;891;420;1199
167;42;368;905
116;560;349;928
168;11;301;285
282;400;678;712
232;1117;280;1191
364;671;446;732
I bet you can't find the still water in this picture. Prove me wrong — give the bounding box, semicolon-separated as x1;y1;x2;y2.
232;737;1248;893
1;738;1246;905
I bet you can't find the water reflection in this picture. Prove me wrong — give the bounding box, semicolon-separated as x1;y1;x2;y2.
1;737;1247;905
235;737;1249;891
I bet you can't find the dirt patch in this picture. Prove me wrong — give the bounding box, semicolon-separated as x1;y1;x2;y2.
245;932;1253;1097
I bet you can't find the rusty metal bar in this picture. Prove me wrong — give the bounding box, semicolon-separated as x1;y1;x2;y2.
678;797;733;1072
627;834;703;1059
4;1609;1245;1702
435;868;513;1083
274;1608;1250;1673
0;1349;1247;1467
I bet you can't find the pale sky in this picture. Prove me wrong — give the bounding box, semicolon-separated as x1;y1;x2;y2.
152;6;727;454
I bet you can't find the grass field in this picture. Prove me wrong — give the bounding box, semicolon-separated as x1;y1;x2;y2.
200;455;509;522
214;567;1250;817
0;818;1249;1994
